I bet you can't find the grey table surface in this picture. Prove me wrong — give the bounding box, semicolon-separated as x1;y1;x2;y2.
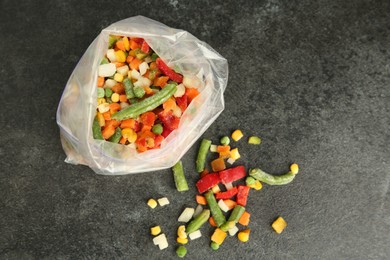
1;0;389;259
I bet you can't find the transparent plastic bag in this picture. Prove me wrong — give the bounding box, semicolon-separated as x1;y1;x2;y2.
56;16;228;175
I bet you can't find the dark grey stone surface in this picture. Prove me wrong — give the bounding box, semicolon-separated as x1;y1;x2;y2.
1;0;389;259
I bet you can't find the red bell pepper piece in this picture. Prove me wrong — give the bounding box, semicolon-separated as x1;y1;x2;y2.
158;110;180;131
156;58;183;83
153;134;164;148
215;187;238;200
219;166;246;184
175;94;188;111
161;127;172;138
236;185;250;206
141;40;150;53
132;37;144;44
196;173;221;194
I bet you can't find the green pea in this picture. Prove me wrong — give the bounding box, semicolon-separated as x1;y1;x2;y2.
176;246;187;258
210;241;219;250
152;124;163;135
97;88;105;98
104;88;113;98
220;136;230;145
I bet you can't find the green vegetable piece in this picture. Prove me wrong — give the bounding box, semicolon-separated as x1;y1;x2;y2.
148;69;158;81
196;139;212;172
123;78;135;99
220;221;235;232
176;246;187;258
248;136;261;145
172;161;189;192
97;88;105;98
111;84;177;120
108;35;119;48
100;57;109;65
133;86;145;98
245;176;256;186
134;48;147;60
129;98;139;104
151;53;159;61
210;241;220;250
186;209;210;234
220;136;230;145
104;88;113;98
205;190;226;227
109;127;122;143
92;116;103;140
249;168;296;185
228;205;246;223
152;123;163;135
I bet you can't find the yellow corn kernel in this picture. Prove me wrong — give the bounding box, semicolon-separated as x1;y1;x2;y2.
113;73;124;83
290;163;299;174
230;148;241;160
176;237;188;245
254;180;262;190
150;226;161;236
177;225;187;239
121;128;136;141
114;50;126;63
237;229;250;242
146;137;155;148
111;93;120;103
97;98;106;105
211;185;221;194
272;216;287;234
248;182;256;189
211;228;227;245
231;129;243;141
123;36;130;51
219;150;231;159
147;198;158;209
96;112;105;127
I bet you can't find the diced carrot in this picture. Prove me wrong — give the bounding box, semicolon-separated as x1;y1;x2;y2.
119;136;127;145
114;62;126;68
97;77;105;87
144;86;154;95
126;55;134;64
130;58;142;70
153;76;169;88
102;111;111;120
223;199;237;210
196;195;207;205
211;157;226;172
102;125;116;139
238;211;251;226
163;97;177;111
119;94;127;103
149;61;157;70
185;88;200;103
120;119;136;129
115;40;126;51
105;119;120;128
217;145;230;153
138;130;155;140
219;150;231;159
153;135;164;148
136;138;148;153
140;111;156;126
111;83;125;94
141;124;152;132
129;39;141;50
209;216;217;227
109;103;121;113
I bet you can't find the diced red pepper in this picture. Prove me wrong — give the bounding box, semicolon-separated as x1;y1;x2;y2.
158;110;180;131
176;94;188;111
161;127;173;138
153;135;164;148
141;40;150;53
236;185;250;206
135;138;148;153
132;37;144;44
140;111;156;126
196;173;221;194
156;58;183;83
215;187;238;200
219;166;246;184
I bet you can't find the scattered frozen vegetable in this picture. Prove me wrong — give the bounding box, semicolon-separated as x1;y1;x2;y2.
176;246;187;258
172;161;189;192
185;209;210;234
196;139;212;172
178;208;195;223
272;216;287;234
249;167;298;186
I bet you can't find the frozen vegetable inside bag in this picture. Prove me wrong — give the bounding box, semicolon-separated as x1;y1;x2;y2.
56;16;228;175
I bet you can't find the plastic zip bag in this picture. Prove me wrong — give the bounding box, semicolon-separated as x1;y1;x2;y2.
56;16;228;175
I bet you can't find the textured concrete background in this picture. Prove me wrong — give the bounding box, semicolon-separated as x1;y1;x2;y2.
1;0;389;259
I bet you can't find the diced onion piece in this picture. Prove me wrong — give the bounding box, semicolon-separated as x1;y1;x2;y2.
183;75;201;89
106;49;116;62
178;208;195;222
224;182;233;190
227;158;236;165
130;69;141;80
218;199;230;212
117;65;129;76
144;56;152;63
172;106;182;117
153;233;168;250
188;230;202;240
97;103;110;113
98;63;116;77
140;76;151;87
133;80;143;88
104;79;117;88
228;225;239;236
210;145;218;152
139;62;149;76
157;197;170;207
193;204;203;218
174;83;186;97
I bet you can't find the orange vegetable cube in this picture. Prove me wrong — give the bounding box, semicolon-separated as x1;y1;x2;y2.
211;228;227;245
211;157;226;172
238;211;250;226
196;195;207;205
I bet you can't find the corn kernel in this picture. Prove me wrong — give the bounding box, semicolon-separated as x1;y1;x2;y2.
272;216;287;234
254;180;262;190
151;226;161;236
114;50;126;63
123;36;130;51
290;163;299;174
111;93;120;103
177;225;187;239
176;237;188;245
96;112;105;127
231;129;244;141
147;199;158;209
237;229;250;242
113;73;124;82
97;98;106;105
211;228;227;245
211;185;221;194
230;148;241;160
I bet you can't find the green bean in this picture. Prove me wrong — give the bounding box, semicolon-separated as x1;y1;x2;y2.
151;53;159;61
104;88;113;98
249;168;296;185
111;84;177;120
172;161;189;192
122;78;135;99
196;139;212;172
176;246;187;258
109;127;122;143
205;190;226;227
186;209;210;234
248;136;261;145
220;136;230;145
133;86;145;98
228;205;246;223
92;116;103;140
210;241;220;250
245;176;256;186
97;88;105;98
152;123;163;135
220;221;235;232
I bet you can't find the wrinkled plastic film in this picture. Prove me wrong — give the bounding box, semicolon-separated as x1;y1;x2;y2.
56;16;228;175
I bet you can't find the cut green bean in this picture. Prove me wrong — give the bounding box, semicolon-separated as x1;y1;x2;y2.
152;123;163;135
220;136;230;145
172;161;189;192
228;205;246;223
245;176;256;186
104;88;113;98
248;136;261;145
123;78;135;99
186;209;210;234
151;53;159;61
176;246;187;258
133;86;145;98
205;190;226;227
92;116;103;140
249;168;296;185
196;139;212;172
97;88;105;98
109;127;122;143
111;84;177;120
220;221;235;232
210;241;220;250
